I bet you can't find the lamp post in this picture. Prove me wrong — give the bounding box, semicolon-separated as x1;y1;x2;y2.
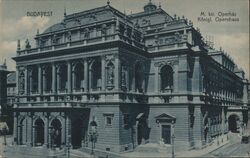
171;120;175;158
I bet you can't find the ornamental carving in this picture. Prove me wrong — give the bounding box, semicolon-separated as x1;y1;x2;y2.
154;60;177;68
105;55;115;63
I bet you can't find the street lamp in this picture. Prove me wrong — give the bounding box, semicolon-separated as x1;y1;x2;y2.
171;120;175;158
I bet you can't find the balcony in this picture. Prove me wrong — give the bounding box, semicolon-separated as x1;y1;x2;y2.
30;90;39;95
44;90;52;94
73;88;84;93
58;89;68;94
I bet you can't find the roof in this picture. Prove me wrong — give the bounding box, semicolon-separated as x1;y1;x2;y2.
43;5;130;34
7;72;16;84
129;8;173;27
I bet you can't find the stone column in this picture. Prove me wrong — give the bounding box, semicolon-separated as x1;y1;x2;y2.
132;66;135;92
67;61;72;93
38;65;42;94
57;66;60;92
72;68;75;91
101;56;106;91
66;114;71;146
13;112;18;144
44;114;49;147
31;116;34;146
17;125;21;145
43;68;46;93
52;63;56;93
32;126;35;146
154;66;159;92
114;56;120;90
84;59;88;92
16;68;19;95
29;70;32;94
24;66;28;95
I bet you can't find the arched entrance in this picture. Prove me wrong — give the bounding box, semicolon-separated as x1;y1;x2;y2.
71;118;83;149
34;118;44;146
228;115;240;133
51;119;62;148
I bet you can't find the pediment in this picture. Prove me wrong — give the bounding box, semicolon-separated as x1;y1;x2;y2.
155;113;176;123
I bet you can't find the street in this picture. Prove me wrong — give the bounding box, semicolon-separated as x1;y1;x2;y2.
0;133;249;158
203;133;250;158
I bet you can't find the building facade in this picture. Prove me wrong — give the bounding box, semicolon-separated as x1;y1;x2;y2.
12;1;249;153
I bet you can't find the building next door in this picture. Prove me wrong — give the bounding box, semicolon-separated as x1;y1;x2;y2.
162;125;171;144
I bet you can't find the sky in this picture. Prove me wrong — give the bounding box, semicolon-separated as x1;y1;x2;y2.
0;0;249;79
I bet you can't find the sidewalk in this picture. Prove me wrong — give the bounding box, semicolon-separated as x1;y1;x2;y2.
121;135;229;158
177;135;229;157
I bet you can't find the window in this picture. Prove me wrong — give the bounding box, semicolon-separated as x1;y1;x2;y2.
103;113;114;127
160;65;173;91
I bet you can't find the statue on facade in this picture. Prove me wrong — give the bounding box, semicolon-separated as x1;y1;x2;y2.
67;31;71;42
121;66;127;90
106;63;114;90
25;39;31;49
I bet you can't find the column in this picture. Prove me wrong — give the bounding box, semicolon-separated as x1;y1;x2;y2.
13;112;18;144
43;69;46;93
44;115;49;147
67;61;72;93
132;66;135;92
154;66;159;92
16;68;19;95
66;114;71;146
101;56;106;91
72;68;75;91
29;70;32;94
32;126;35;146
114;56;119;90
31;116;34;146
17;125;21;145
57;66;60;92
38;65;42;94
52;63;56;93
24;67;28;95
84;59;88;92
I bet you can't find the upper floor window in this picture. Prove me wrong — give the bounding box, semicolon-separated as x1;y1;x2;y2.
160;65;173;91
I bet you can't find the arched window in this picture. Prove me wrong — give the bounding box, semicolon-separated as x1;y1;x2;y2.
160;65;173;91
73;62;84;91
91;59;101;91
43;66;52;92
58;64;67;91
135;62;144;93
34;118;44;146
19;117;27;145
51;118;62;148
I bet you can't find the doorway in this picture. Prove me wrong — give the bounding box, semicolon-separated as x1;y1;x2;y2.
161;125;171;144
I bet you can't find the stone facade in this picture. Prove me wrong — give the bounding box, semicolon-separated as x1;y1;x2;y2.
12;1;249;153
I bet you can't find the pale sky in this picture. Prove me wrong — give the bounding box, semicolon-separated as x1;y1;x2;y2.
0;0;249;79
